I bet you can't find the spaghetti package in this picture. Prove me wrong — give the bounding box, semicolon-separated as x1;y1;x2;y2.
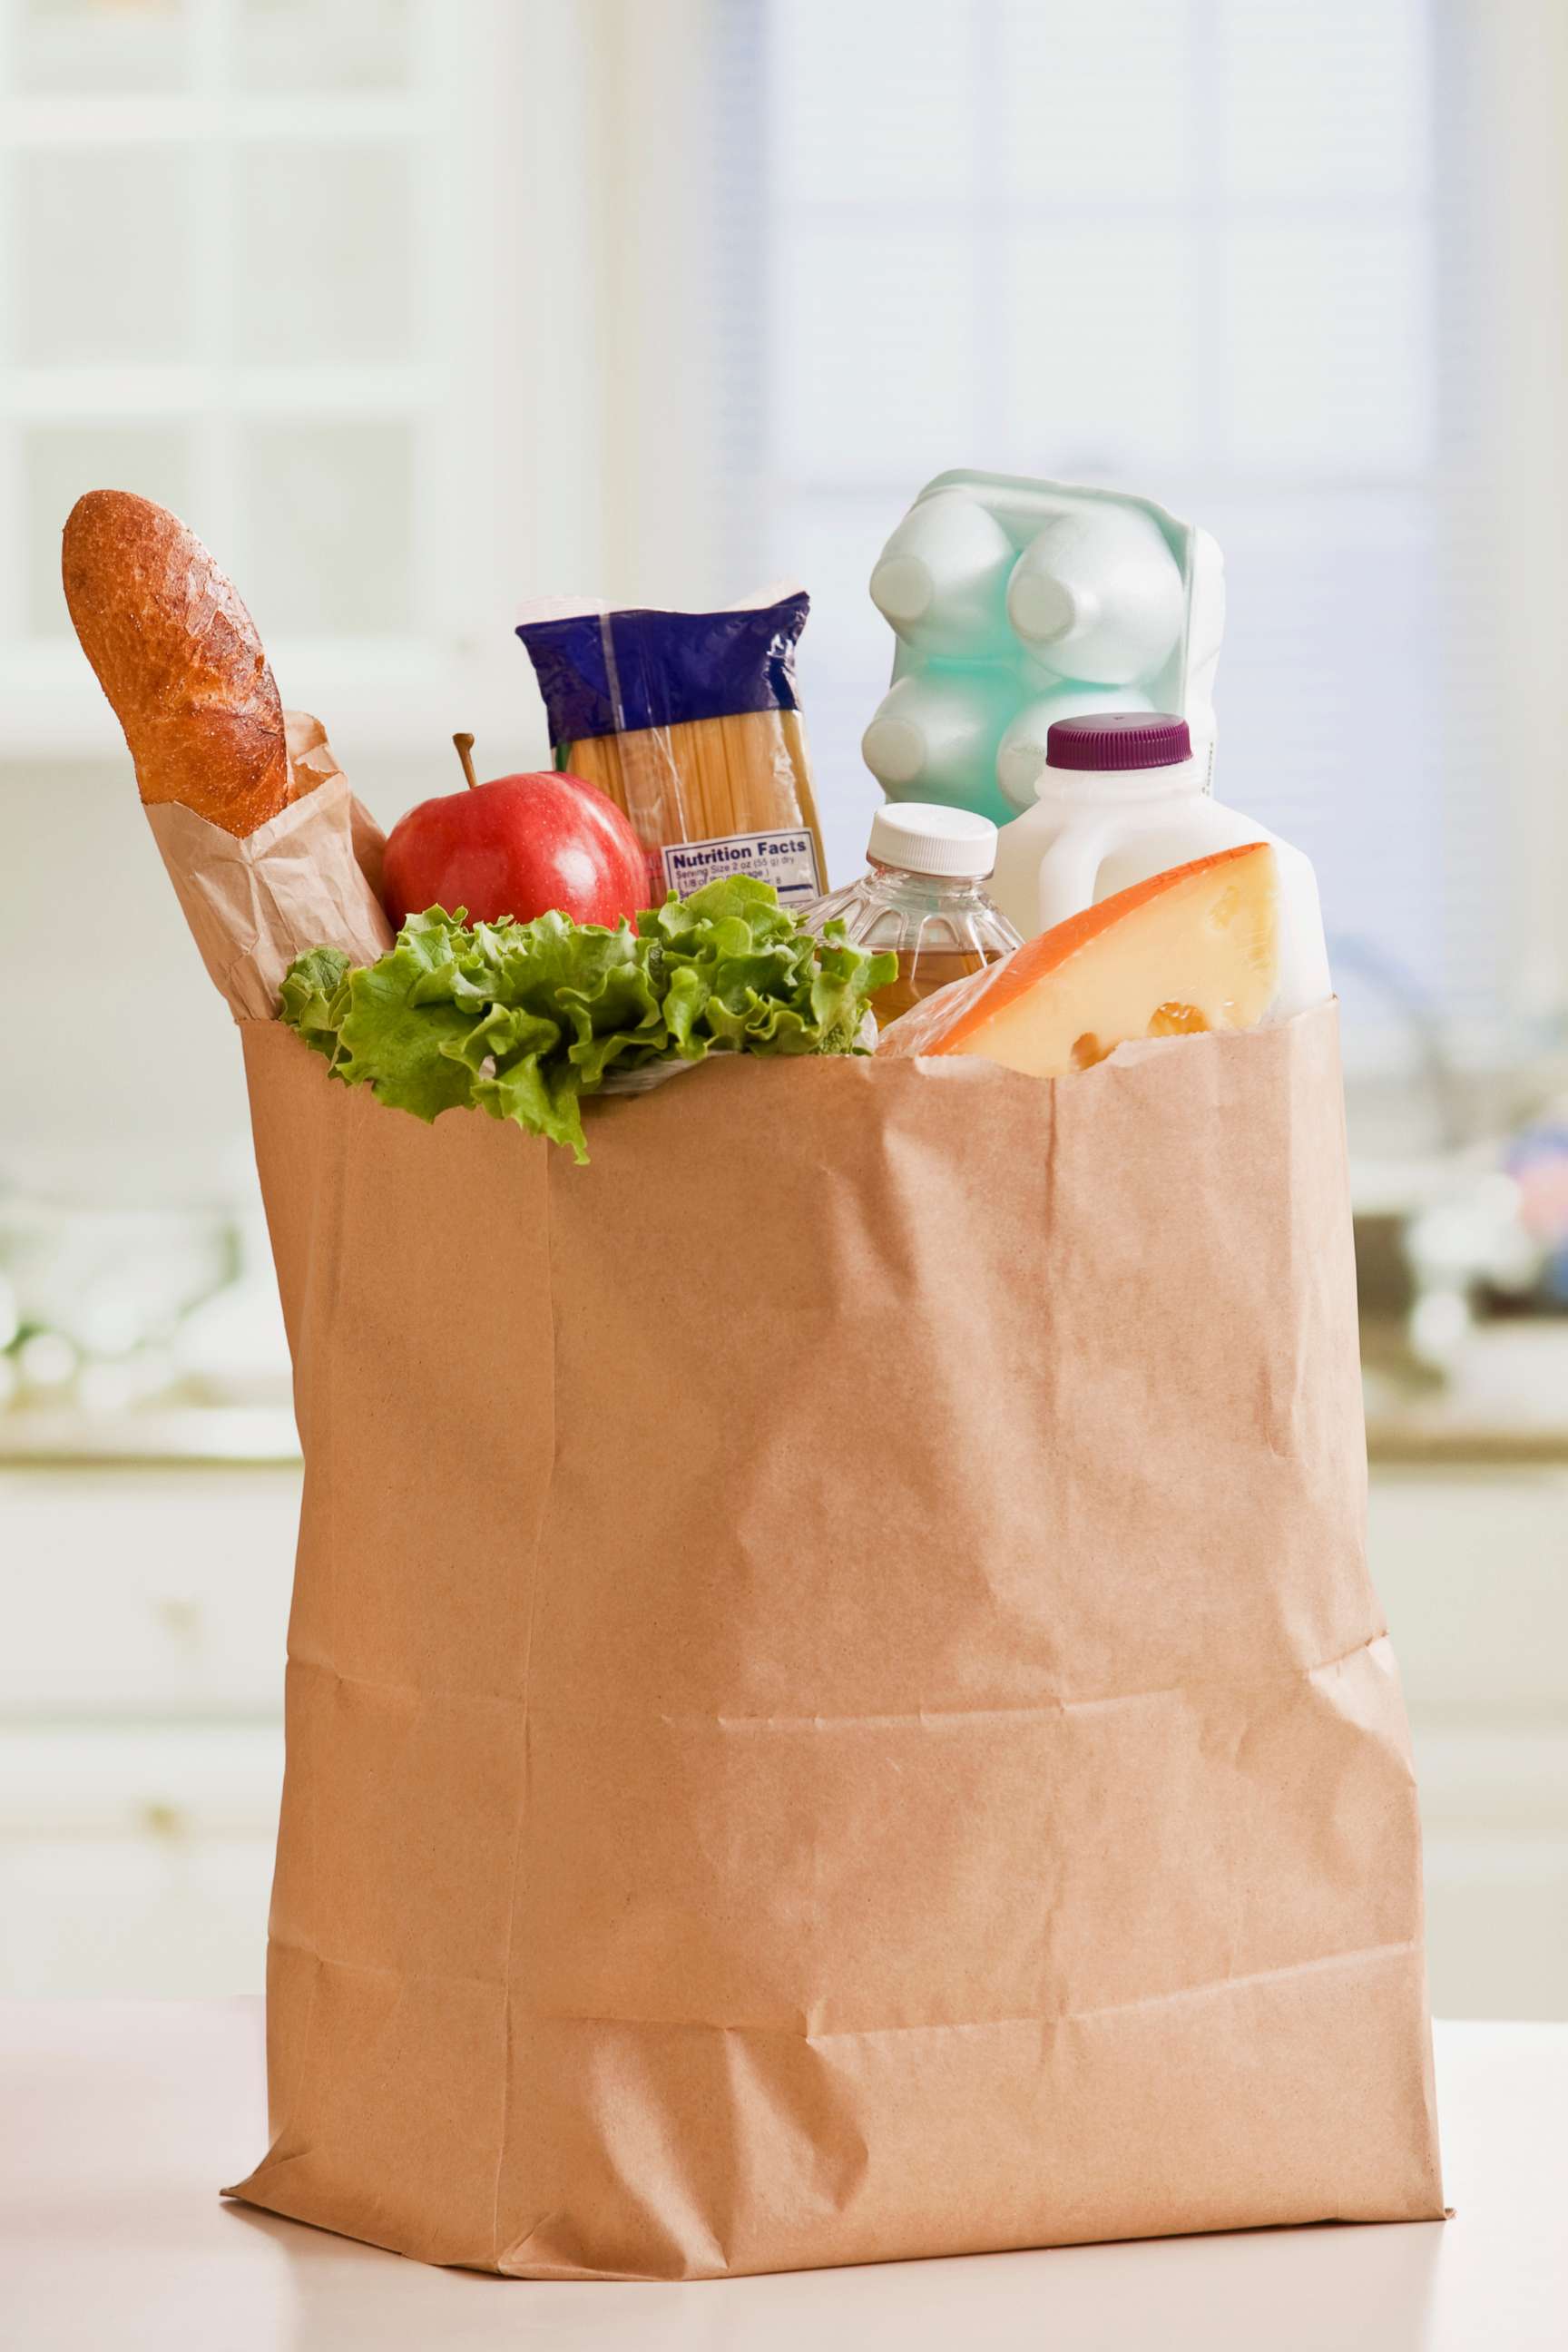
516;589;828;906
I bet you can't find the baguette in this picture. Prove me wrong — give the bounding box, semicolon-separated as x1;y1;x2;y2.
63;489;298;838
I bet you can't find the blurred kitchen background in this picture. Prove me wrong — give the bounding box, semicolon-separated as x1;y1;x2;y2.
2;0;1565;2016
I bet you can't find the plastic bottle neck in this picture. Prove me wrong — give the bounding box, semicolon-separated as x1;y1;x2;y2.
1033;758;1202;808
864;857;996;906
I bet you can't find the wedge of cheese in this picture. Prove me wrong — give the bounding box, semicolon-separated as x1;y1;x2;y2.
877;842;1279;1074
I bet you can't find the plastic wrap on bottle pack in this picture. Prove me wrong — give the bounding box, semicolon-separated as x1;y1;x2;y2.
863;472;1224;827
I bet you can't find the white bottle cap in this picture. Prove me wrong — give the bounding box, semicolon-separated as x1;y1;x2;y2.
1008;570;1091;647
867;801;998;878
869;554;936;627
861;712;926;788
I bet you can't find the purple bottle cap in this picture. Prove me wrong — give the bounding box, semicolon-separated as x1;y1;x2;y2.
1045;712;1192;772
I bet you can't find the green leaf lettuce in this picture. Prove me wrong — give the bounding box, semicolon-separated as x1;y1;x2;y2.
277;880;897;1162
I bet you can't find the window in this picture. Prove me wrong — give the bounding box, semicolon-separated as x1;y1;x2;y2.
6;0;1560;1109
733;0;1523;1079
0;0;541;766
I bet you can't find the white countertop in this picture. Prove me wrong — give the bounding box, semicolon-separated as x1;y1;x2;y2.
3;2001;1564;2349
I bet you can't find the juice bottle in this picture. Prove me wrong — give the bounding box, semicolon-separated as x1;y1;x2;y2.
804;803;1021;1029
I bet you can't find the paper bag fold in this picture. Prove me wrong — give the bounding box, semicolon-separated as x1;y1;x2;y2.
144;714;390;1019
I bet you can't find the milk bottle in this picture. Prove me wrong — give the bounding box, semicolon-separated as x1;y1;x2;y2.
989;712;1331;1019
861;669;1019;821
869;487;1017;659
1005;504;1186;686
862;472;1224;826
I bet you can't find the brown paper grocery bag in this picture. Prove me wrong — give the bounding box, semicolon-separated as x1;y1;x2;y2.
142;720;391;1020
222;1002;1443;2279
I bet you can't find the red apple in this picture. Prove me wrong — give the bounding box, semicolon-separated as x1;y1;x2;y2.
381;769;652;931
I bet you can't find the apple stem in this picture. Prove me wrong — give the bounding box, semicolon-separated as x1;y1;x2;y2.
453;731;479;791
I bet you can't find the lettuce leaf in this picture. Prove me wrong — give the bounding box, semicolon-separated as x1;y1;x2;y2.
277;879;897;1162
278;946;349;1061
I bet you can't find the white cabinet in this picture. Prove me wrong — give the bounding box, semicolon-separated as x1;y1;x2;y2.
1371;1467;1568;2020
1369;1468;1568;1712
1;1468;299;1716
1;1465;295;1995
0;1742;279;1997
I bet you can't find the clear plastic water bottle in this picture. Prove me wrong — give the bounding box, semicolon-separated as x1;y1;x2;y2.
804;802;1022;1030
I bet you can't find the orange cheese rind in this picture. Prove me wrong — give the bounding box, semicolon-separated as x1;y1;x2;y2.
876;842;1279;1074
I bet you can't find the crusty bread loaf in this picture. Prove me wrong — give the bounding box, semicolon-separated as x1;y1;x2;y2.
63;489;298;838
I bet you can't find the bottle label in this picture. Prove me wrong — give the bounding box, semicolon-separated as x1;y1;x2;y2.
660;828;823;906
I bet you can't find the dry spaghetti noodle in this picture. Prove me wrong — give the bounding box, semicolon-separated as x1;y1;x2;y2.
517;592;828;906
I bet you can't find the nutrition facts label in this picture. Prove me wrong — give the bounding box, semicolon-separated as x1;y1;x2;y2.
661;828;823;906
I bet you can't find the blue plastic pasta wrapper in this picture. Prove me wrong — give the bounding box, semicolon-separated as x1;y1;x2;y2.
515;591;808;745
514;586;827;907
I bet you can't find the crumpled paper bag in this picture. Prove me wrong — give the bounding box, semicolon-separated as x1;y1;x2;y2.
215;993;1445;2279
133;760;1442;2275
143;711;390;1018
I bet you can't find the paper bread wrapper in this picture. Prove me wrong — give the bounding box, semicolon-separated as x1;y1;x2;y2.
222;1003;1445;2278
143;711;391;1020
